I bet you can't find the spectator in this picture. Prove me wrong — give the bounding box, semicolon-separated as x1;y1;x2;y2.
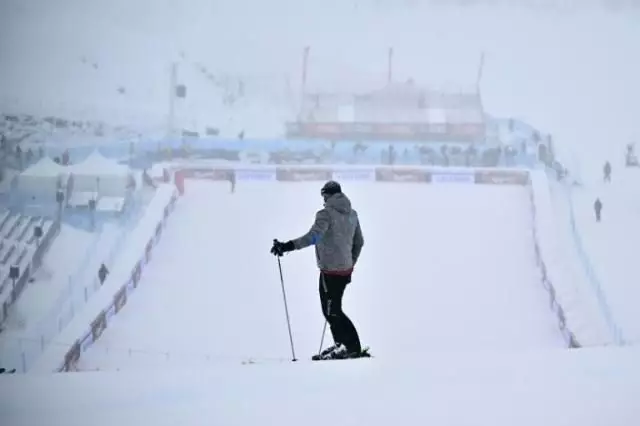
98;263;109;285
16;144;23;169
388;144;396;165
603;161;611;182
142;169;156;188
465;145;477;167
228;170;236;193
440;144;449;166
594;198;603;222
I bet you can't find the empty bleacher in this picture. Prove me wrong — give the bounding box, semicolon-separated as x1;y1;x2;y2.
0;209;57;327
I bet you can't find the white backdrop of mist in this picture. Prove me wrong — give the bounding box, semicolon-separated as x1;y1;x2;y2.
0;0;639;170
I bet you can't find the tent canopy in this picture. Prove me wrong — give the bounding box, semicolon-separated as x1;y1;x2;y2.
68;150;131;177
20;156;67;178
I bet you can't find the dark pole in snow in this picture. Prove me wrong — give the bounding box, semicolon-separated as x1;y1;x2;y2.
276;254;297;362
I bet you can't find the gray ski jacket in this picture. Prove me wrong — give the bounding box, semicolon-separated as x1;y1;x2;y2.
291;192;364;275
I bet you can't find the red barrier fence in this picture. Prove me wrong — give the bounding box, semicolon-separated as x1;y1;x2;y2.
172;165;529;186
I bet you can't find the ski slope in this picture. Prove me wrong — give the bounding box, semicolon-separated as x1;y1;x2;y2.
76;179;563;371
3;346;640;426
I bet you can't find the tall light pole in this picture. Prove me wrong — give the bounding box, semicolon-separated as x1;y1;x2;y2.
167;62;178;139
388;47;394;84
300;46;310;117
475;51;485;93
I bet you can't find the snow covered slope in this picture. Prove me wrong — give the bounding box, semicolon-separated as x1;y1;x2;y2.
2;346;640;426
8;177;637;426
567;166;640;344
72;179;563;371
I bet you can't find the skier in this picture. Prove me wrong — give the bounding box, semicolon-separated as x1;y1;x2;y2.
270;181;366;360
594;198;602;222
603;161;611;183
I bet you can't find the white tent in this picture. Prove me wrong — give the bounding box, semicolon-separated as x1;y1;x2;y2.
18;156;68;196
68;150;133;196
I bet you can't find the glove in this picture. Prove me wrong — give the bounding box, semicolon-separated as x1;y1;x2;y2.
271;239;294;257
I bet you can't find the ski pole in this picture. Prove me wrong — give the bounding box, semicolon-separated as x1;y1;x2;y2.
318;274;329;354
318;320;327;355
276;255;297;362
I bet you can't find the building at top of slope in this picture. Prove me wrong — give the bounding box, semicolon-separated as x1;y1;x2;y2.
288;79;486;143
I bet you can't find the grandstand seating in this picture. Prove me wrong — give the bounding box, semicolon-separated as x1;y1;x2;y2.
0;209;58;327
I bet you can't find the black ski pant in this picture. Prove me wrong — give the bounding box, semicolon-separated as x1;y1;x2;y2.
319;272;361;353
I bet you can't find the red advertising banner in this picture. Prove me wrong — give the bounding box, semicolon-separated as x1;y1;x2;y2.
234;169;277;181
113;285;127;314
285;121;485;142
375;168;430;183
131;261;142;288
91;310;107;342
145;239;153;264
314;124;342;134
276;168;332;181
179;168;231;181
375;123;415;136
174;171;185;195
62;340;81;372
431;172;475;184
332;169;376;182
474;169;529;185
155;223;162;241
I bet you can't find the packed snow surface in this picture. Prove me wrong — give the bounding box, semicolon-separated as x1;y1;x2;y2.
75;180;563;371
568;167;640;343
2;346;640;426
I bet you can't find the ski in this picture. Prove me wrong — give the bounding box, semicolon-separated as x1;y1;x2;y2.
238;347;372;365
311;346;372;361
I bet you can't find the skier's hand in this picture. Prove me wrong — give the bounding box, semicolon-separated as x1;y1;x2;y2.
271;239;294;257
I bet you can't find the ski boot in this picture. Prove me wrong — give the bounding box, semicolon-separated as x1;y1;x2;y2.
312;344;339;361
312;344;371;361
